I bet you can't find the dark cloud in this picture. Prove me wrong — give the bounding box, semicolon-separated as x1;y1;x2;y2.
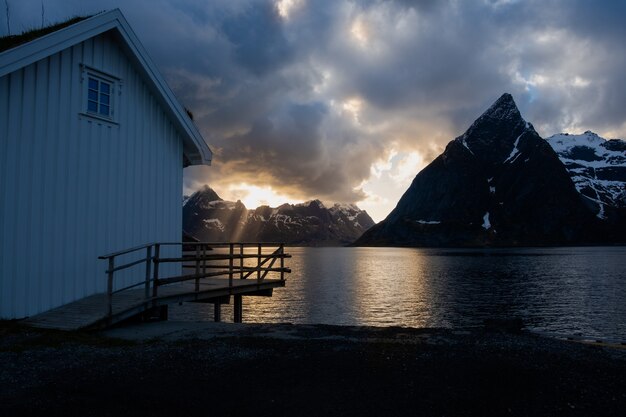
4;0;626;206
221;2;293;76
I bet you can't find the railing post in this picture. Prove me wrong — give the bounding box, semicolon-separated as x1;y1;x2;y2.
229;243;234;287
202;244;207;283
280;244;285;281
239;243;244;279
257;243;261;282
107;257;114;318
152;244;160;300
144;246;152;300
195;244;200;292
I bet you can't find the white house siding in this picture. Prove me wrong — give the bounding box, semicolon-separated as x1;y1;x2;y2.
0;31;183;319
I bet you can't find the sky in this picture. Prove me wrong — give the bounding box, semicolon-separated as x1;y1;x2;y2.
3;0;626;221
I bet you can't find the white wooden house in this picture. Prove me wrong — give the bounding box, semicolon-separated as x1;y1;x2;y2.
0;10;212;319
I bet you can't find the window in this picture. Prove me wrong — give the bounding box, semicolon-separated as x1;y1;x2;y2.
87;77;112;117
81;65;120;123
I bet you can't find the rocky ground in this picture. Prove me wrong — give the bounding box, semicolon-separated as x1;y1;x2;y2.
1;320;626;417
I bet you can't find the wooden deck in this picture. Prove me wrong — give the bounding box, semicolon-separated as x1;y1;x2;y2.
23;242;290;331
24;277;285;331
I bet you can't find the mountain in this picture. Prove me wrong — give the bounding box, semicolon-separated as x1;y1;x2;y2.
183;185;375;245
355;93;620;247
545;131;626;223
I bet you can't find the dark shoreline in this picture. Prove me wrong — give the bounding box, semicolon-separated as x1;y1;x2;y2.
2;321;626;416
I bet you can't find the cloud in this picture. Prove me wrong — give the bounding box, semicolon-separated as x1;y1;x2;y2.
4;0;626;214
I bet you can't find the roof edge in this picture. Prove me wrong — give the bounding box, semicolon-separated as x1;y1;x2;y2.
0;9;212;166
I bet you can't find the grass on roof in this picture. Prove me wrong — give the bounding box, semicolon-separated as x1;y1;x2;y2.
0;15;93;53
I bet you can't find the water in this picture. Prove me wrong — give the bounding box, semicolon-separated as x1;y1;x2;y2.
169;246;626;341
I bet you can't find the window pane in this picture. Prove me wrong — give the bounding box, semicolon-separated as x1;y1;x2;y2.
100;94;110;105
100;105;110;116
100;82;110;94
88;78;98;90
88;89;98;101
87;100;98;112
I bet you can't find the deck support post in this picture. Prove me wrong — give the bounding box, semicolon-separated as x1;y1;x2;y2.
107;258;114;318
229;243;234;287
257;244;262;282
214;303;221;322
152;244;160;307
195;244;200;292
234;295;243;323
202;244;207;287
144;246;152;300
240;243;244;279
158;305;168;321
280;244;285;281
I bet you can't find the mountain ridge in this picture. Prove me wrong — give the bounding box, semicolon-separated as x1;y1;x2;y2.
183;187;375;246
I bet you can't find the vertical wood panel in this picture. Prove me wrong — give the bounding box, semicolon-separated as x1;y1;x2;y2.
68;43;82;302
0;74;10;316
32;59;48;312
54;49;71;306
3;71;22;316
42;53;61;310
17;65;36;318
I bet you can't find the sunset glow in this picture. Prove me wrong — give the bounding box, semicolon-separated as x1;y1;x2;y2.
225;183;301;209
356;150;427;221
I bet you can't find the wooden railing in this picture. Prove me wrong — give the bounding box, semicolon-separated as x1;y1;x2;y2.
98;242;291;319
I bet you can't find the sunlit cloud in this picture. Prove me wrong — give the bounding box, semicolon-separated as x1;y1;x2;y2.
388;152;426;185
341;97;363;124
370;149;398;179
275;0;304;20
572;76;591;88
225;183;301;208
355;149;430;222
350;16;369;47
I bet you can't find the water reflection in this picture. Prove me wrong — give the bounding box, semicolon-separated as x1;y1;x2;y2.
169;246;626;340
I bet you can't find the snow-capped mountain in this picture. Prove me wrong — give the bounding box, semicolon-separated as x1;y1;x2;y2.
356;93;621;247
546;131;626;220
183;186;375;245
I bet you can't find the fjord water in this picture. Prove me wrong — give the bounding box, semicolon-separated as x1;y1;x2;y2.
171;246;626;341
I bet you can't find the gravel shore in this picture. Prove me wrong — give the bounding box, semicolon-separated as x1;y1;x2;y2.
2;320;626;417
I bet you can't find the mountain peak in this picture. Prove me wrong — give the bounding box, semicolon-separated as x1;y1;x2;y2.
454;93;532;164
479;93;522;123
195;185;222;202
297;199;326;209
494;92;515;106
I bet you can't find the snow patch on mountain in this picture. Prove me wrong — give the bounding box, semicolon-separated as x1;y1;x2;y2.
546;131;626;217
461;137;474;155
504;132;524;163
547;131;625;169
416;220;441;225
482;212;491;230
203;218;225;232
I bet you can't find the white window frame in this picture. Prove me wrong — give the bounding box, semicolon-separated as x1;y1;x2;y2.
80;65;120;124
